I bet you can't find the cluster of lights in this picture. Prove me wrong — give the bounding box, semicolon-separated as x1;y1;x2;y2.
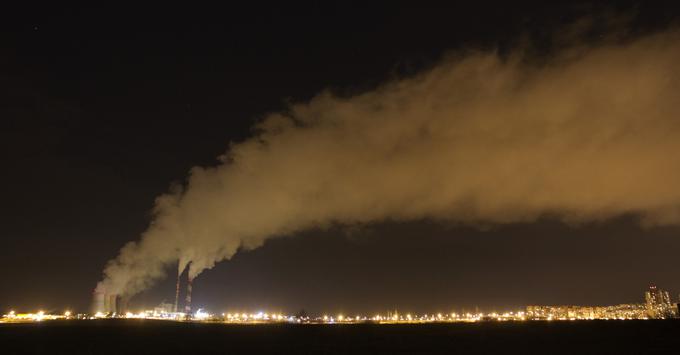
317;311;526;323
125;312;151;319
2;310;73;322
0;309;532;324
4;285;674;323
223;311;289;322
0;307;667;323
216;311;529;323
526;304;656;320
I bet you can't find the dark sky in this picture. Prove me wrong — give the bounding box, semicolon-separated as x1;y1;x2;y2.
2;1;680;315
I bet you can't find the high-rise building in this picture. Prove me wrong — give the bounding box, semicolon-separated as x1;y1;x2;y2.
645;286;677;319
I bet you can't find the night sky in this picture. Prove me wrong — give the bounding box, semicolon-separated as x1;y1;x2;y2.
3;1;680;315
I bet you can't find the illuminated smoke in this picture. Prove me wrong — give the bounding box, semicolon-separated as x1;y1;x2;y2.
98;29;680;296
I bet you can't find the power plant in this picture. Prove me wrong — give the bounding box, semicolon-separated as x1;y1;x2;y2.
92;292;128;315
91;265;193;318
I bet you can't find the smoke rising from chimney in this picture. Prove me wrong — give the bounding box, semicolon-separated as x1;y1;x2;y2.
98;29;680;297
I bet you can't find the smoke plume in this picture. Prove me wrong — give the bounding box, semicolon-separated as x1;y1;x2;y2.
98;29;680;296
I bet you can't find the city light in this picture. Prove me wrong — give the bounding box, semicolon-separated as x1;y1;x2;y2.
194;309;209;320
2;286;677;324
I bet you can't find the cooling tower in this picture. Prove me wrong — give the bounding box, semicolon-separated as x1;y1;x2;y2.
117;295;128;314
92;291;106;314
107;294;117;314
174;270;181;313
184;277;193;317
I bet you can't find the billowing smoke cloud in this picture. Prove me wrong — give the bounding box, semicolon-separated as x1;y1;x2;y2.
99;29;680;296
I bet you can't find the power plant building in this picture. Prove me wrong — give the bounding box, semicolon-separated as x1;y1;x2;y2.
92;292;127;315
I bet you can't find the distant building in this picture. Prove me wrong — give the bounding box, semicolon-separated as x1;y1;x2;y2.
154;302;174;314
525;304;646;320
92;292;127;315
645;286;677;319
525;285;680;320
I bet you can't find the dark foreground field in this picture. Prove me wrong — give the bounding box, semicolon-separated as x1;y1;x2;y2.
1;319;680;354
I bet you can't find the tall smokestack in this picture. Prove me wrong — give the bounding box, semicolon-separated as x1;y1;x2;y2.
184;277;193;317
173;270;181;313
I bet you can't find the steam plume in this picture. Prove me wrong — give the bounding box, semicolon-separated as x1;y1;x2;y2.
98;30;680;297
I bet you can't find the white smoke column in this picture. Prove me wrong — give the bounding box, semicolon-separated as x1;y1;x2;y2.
98;30;680;297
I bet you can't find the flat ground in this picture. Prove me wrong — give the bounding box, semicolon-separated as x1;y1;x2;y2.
1;319;679;354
